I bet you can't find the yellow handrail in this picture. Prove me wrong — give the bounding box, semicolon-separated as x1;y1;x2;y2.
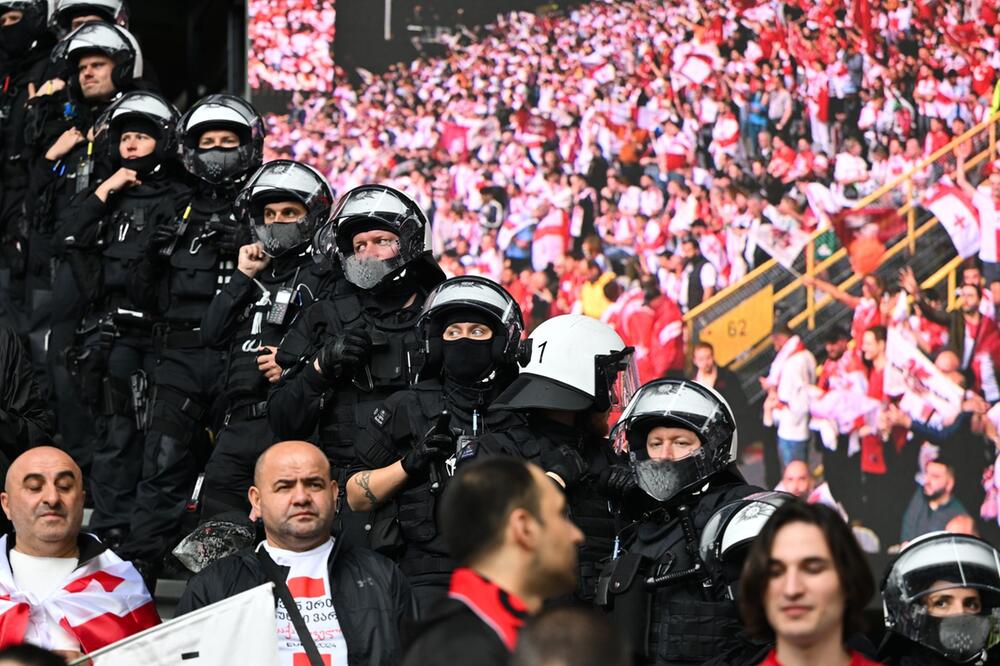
685;109;1000;370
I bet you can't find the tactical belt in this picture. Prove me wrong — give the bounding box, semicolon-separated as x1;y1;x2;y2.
224;400;268;426
153;324;203;350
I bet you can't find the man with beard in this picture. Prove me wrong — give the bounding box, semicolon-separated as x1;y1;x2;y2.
899;454;968;544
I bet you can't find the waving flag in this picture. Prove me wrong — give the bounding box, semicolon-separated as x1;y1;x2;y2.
671;43;718;87
922;183;981;259
0;535;159;653
884;327;964;425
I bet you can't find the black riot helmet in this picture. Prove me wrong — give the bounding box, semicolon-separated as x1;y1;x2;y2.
50;21;142;103
699;491;791;600
611;379;738;505
234;160;334;259
883;532;1000;664
313;184;441;291
51;0;128;34
0;0;51;58
93;90;178;172
178;94;265;187
418;276;524;381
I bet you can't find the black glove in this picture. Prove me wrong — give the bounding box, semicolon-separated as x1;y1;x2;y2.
598;464;638;498
208;215;240;256
317;330;372;379
542;445;588;489
145;220;178;257
401;429;453;477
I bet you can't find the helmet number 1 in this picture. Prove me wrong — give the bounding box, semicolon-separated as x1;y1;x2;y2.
537;341;547;363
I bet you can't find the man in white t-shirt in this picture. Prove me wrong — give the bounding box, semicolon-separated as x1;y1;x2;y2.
0;448;158;659
177;441;411;666
956;151;1000;309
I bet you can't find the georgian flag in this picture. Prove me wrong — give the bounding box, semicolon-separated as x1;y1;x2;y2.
671;43;718;87
922;183;981;258
587;61;616;85
0;535;159;653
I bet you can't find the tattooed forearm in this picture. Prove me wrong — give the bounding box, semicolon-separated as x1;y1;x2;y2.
356;471;379;505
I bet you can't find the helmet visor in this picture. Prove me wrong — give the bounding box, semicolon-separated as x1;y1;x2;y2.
52;21;130;63
421;279;520;330
892;536;1000;604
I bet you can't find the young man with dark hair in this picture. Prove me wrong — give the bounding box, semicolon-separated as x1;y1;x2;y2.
739;501;883;666
402;457;584;666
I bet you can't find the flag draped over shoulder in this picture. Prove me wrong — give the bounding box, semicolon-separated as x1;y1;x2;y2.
0;535;159;653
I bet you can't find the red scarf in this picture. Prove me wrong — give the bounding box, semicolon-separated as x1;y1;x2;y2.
758;648;886;665
448;568;529;651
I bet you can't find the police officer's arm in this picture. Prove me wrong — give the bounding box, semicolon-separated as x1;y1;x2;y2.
53;190;106;252
346;403;411;512
200;268;259;349
267;313;325;439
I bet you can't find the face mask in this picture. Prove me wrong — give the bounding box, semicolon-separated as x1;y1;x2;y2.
442;338;494;385
121;154;161;178
253;220;307;258
932;614;992;663
0;21;37;59
193;146;246;185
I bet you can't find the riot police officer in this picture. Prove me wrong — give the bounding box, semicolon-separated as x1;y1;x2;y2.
346;275;524;613
50;0;129;35
116;93;266;570
267;184;445;544
55;90;186;549
199;159;337;517
879;532;1000;665
596;378;760;665
25;21;144;468
0;0;56;327
473;313;637;603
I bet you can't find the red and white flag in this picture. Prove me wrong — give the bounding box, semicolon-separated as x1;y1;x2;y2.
0;535;159;653
750;222;812;271
922;183;981;259
884;327;964;425
671;43;718;88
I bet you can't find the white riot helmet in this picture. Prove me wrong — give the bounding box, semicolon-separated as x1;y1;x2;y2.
883;532;1000;664
51;0;128;33
490;314;637;413
699;491;792;600
611;379;738;504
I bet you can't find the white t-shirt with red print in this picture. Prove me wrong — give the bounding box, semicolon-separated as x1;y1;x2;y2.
261;539;348;666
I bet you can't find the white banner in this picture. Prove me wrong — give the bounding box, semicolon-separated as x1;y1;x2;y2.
922;183;981;259
884;327;964;425
78;583;279;666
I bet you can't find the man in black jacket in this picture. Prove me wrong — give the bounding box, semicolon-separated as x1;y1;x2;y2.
402;457;584;666
176;440;412;666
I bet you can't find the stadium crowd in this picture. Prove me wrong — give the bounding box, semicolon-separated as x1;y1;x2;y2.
0;0;999;664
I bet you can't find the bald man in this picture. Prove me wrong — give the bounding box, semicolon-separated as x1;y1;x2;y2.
0;447;158;657
177;441;412;666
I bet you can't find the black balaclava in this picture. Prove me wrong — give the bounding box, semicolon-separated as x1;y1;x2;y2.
439;309;498;386
117;116;161;176
0;17;40;59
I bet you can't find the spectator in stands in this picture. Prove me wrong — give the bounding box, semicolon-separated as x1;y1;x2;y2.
909;277;1000;373
956;147;1000;309
802;274;884;353
762;323;817;470
678;234;717;314
510;607;630;666
177;441;412;666
578;261;616;319
776;460;814;500
739;501;881;666
0;447;158;659
402;458;584;666
899;453;969;545
691;341;756;453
